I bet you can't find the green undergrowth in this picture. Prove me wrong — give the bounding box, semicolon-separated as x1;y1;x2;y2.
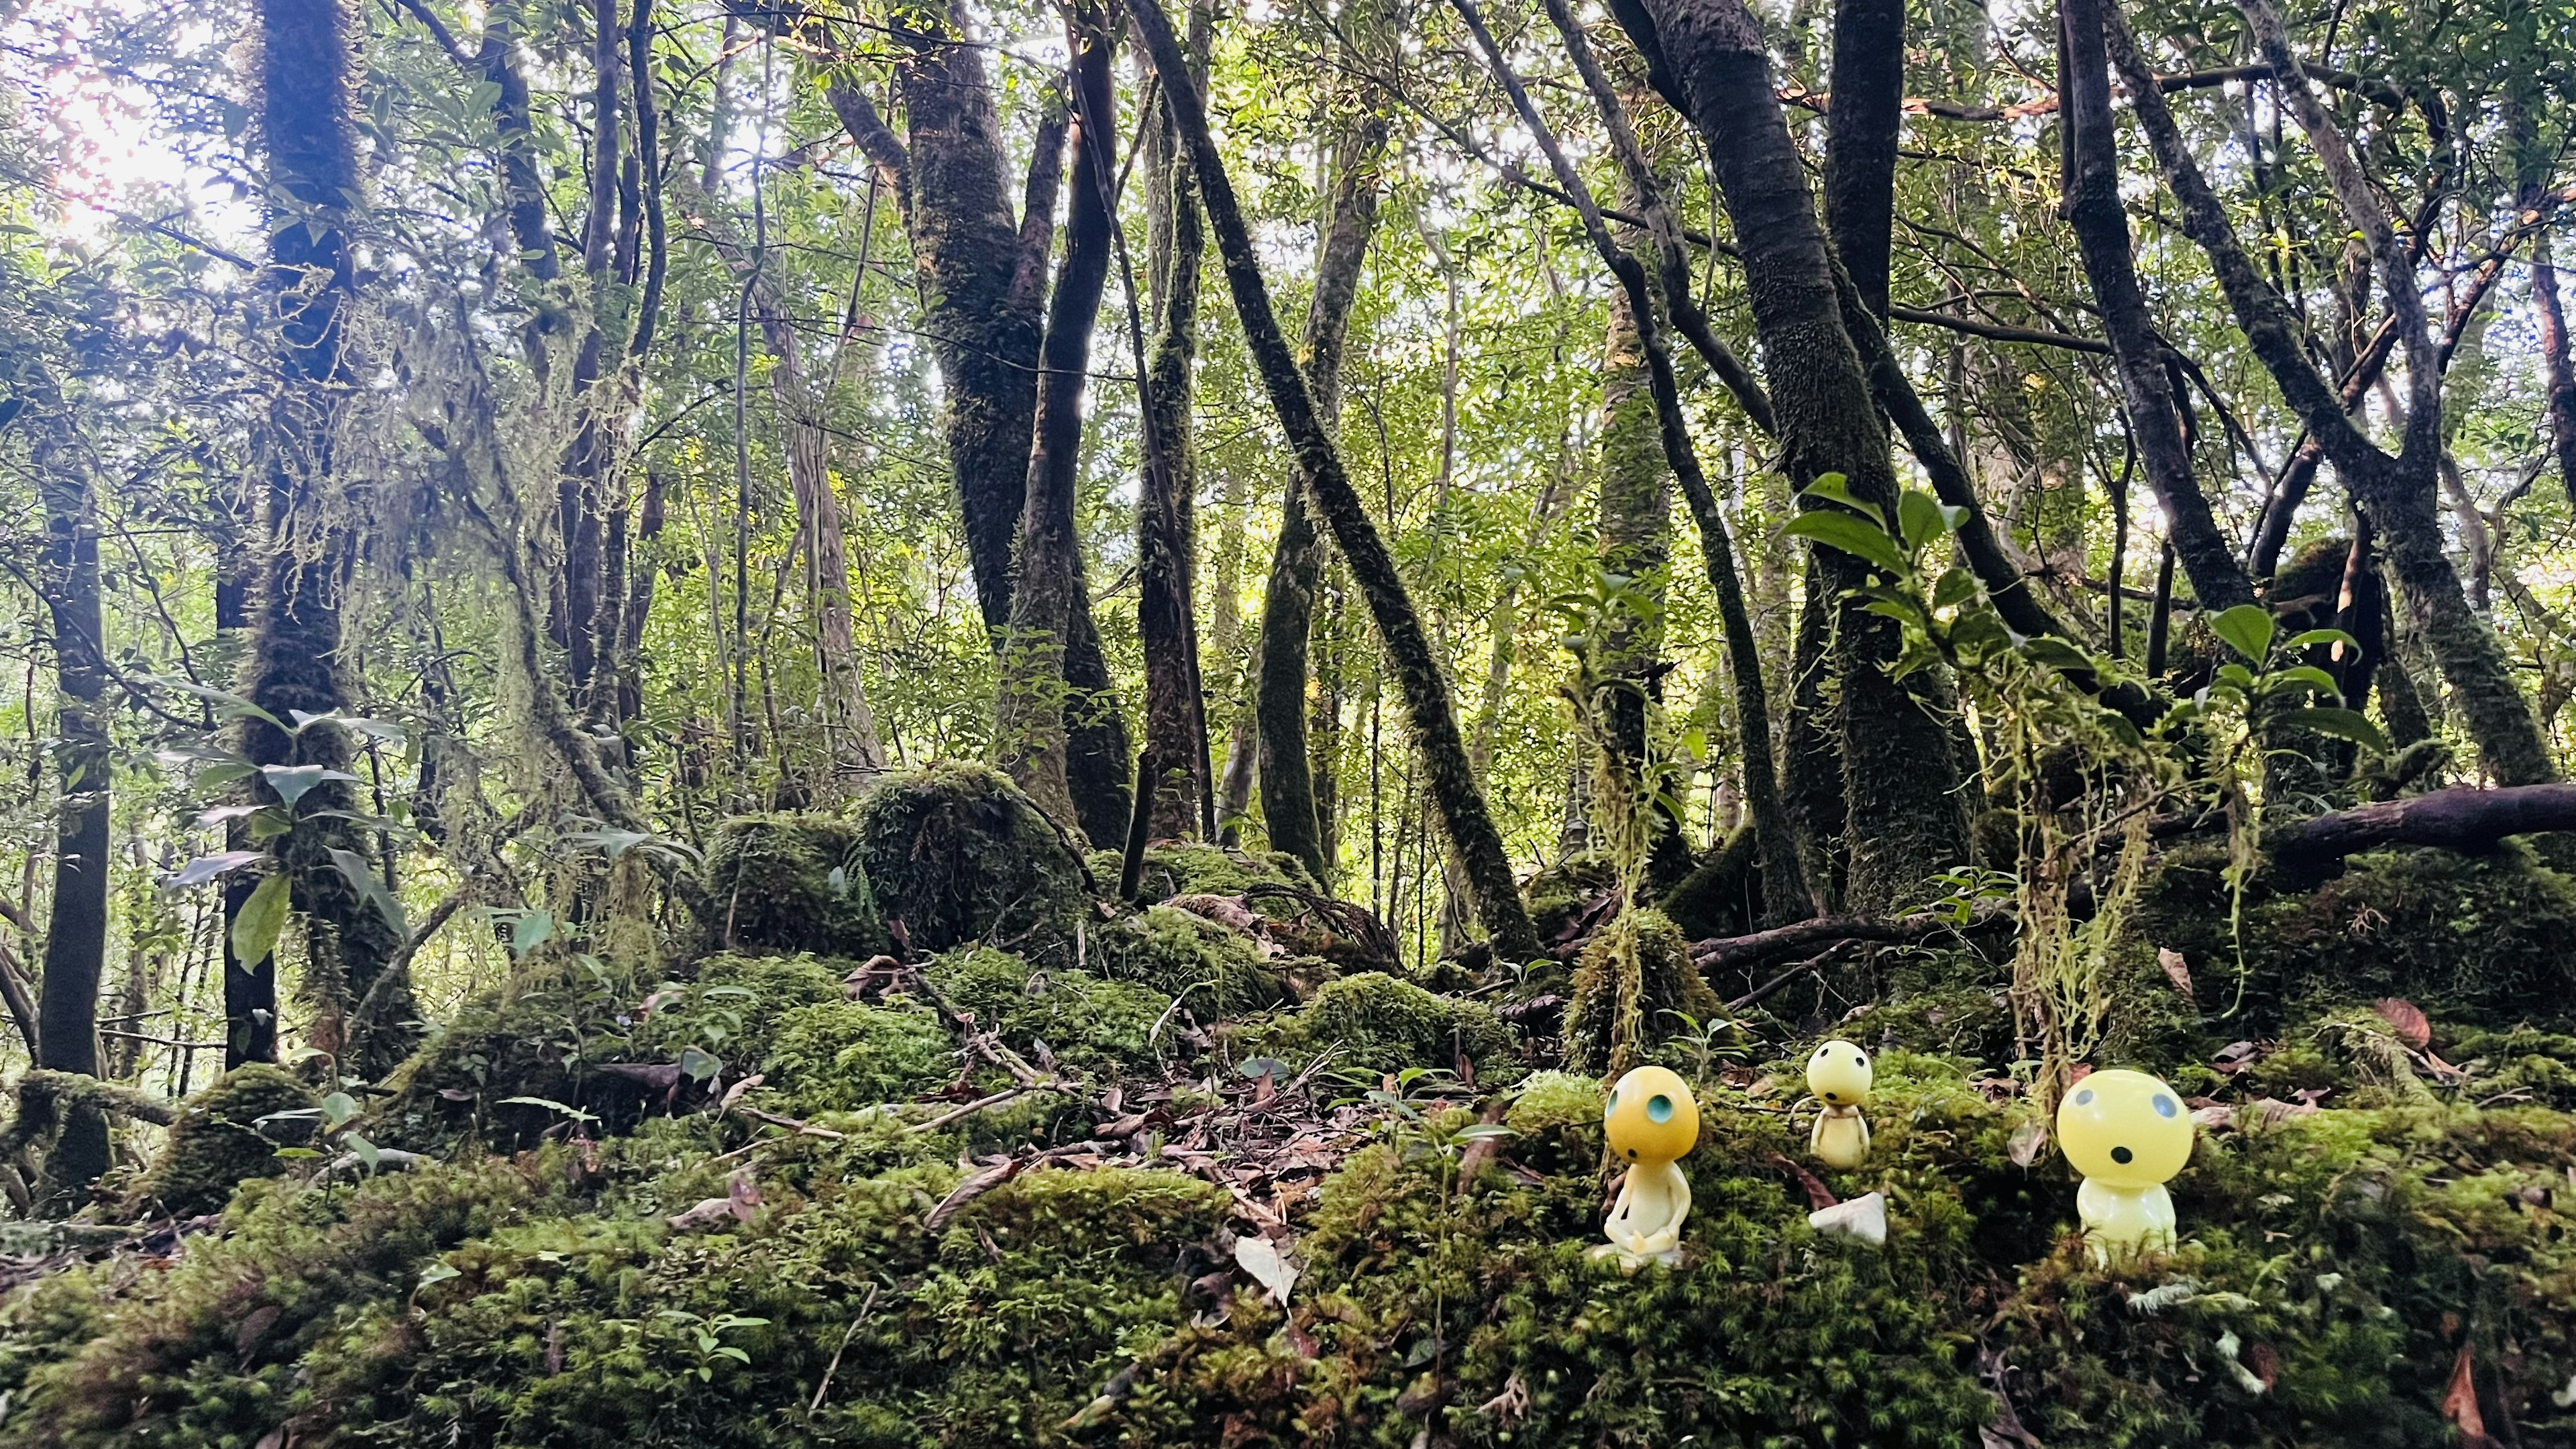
1081;842;1320;902
125;1064;316;1220
1241;971;1521;1083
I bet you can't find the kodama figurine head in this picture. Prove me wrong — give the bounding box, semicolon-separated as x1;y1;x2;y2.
2055;1068;2193;1190
1805;1039;1874;1108
1603;1065;1699;1165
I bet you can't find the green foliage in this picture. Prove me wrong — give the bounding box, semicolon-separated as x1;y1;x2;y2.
1246;971;1519;1081
853;765;1087;959
702;815;888;959
127;1065;317;1220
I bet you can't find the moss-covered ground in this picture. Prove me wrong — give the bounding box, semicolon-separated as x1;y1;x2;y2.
3;816;2573;1446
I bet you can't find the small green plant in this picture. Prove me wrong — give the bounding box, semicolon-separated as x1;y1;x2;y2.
654;1309;769;1382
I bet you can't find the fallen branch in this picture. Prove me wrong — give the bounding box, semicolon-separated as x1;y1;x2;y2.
1690;905;2007;976
2267;785;2576;869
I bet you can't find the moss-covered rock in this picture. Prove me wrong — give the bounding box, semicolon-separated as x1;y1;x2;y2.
1081;841;1318;901
1247;971;1519;1081
924;945;1173;1075
1093;905;1294;1018
1560;908;1723;1075
128;1065;316;1219
1501;1068;1606;1176
700;813;888;958
853;763;1087;958
371;955;651;1152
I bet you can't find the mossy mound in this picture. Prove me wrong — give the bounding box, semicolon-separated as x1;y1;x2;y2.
1501;1069;1607;1176
1093;905;1296;1018
2108;843;2576;1069
1080;841;1318;901
853;763;1087;958
371;955;652;1152
924;945;1175;1076
1559;909;1724;1075
1246;970;1519;1081
701;814;887;958
1654;824;1760;940
1521;852;1613;943
744;996;955;1118
127;1065;316;1219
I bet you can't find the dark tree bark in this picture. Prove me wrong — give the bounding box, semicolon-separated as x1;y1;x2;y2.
995;7;1128;841
1255;68;1390;886
1822;0;1903;316
2061;0;2255;614
1133;3;1214;842
2534;229;2576;511
1132;0;1540;961
1783;556;1845;905
32;427;109;1197
1609;0;1970;912
251;0;411;1077
2268;785;2576;870
2106;0;2555;786
830;15;1129;830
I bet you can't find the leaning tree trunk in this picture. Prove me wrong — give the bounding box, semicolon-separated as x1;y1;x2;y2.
1254;67;1391;886
1132;0;1540;961
32;423;109;1199
1133;2;1214;841
1821;0;1902;317
250;0;412;1077
994;4;1127;840
1614;0;1970;912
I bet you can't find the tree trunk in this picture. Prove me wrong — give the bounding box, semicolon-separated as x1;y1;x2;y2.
1822;0;1902;317
1614;0;1970;912
1132;0;1540;961
1784;555;1845;906
1133;3;1213;841
2062;0;2254;612
995;6;1127;841
33;427;109;1199
1591;285;1686;883
252;0;412;1077
2535;229;2576;511
1252;79;1389;886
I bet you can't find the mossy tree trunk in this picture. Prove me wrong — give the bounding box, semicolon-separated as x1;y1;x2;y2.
994;4;1128;841
1590;285;1686;888
2062;0;2254;614
1821;0;1901;318
32;415;109;1197
1133;0;1540;961
832;10;1130;836
1255;38;1390;887
1615;0;1970;912
248;0;412;1073
1133;1;1214;841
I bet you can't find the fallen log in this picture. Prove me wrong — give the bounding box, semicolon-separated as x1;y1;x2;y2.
2267;784;2576;869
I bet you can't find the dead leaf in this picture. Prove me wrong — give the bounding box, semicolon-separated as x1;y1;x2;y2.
2006;1119;2049;1168
2375;998;2432;1051
235;1303;282;1364
1768;1151;1837;1211
923;1159;1021;1234
1232;1232;1300;1305
2443;1342;2498;1448
2157;947;2195;1006
718;1073;764;1112
2211;1040;2263;1073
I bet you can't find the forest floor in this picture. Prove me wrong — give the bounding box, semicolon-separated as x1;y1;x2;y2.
0;762;2571;1448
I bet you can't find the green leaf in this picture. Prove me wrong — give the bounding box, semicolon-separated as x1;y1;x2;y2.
678;1046;722;1083
344;1132;381;1171
232;872;290;967
167;851;265;889
1896;488;1950;553
325;848;409;939
2279;706;2389;755
2017;637;2096;675
1451;1124;1517;1141
2260;665;2343;702
1931;566;1980;611
506;909;555;960
260;763;358;808
418;1261;462;1289
2211;604;2277;663
1798;473;1883;527
1784;511;1908;574
2279;628;2360;655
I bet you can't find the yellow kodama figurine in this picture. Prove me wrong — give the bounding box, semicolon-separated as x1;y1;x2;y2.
2055;1068;2194;1261
1805;1039;1874;1169
1592;1065;1699;1268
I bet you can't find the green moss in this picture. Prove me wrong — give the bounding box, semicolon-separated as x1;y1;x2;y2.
924;945;1174;1075
756;999;955;1116
1080;842;1318;901
1092;905;1291;1018
701;814;888;959
1520;852;1612;943
1560;909;1723;1075
1247;971;1519;1081
853;763;1087;959
127;1065;316;1219
1655;826;1758;940
1502;1069;1605;1176
371;955;649;1152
